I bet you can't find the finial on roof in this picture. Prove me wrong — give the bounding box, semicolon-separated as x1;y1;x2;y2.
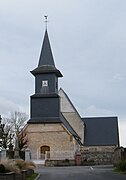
44;15;48;29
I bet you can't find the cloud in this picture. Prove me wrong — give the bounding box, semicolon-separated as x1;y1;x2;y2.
0;97;29;118
80;105;115;117
0;97;18;115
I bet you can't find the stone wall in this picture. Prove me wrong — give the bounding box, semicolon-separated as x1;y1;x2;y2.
45;159;75;167
81;146;115;152
25;123;78;160
80;146;115;165
81;151;114;165
59;89;84;144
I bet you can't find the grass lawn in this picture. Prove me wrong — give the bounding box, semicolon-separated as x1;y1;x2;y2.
26;173;39;180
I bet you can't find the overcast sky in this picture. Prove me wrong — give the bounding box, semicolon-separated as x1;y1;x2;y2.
0;0;126;146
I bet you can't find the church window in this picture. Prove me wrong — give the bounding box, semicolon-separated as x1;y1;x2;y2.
42;80;48;87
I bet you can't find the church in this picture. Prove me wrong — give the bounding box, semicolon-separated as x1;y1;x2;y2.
23;26;119;165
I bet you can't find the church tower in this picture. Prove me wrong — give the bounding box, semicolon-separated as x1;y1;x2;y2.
28;29;63;124
26;23;82;161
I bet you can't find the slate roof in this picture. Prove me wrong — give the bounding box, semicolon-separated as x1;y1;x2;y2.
38;29;55;67
60;113;82;145
31;65;62;77
28;117;61;124
31;93;59;98
60;113;79;138
82;117;119;146
31;30;63;77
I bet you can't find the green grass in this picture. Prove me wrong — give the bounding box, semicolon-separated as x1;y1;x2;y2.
26;173;39;180
114;161;126;175
114;167;126;174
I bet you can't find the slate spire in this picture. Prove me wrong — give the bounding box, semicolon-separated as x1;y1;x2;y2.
38;29;55;67
31;29;63;77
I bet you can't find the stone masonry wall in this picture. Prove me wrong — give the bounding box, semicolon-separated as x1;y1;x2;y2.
59;89;84;144
81;151;114;165
81;146;115;165
25;123;77;160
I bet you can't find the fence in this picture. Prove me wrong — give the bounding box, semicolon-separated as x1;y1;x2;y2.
0;148;26;160
0;149;75;161
31;151;75;160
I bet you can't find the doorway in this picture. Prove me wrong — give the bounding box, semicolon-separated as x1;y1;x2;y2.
40;146;50;159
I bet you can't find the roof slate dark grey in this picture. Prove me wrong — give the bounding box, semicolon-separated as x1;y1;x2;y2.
28;117;61;124
31;30;63;77
82;117;119;146
31;93;59;98
31;65;63;77
38;29;55;67
60;113;82;145
60;113;80;138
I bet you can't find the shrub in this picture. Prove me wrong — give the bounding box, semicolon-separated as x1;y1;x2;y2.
0;159;36;174
15;159;36;171
0;159;20;174
15;159;36;178
24;160;36;170
65;159;69;163
115;160;126;172
15;159;25;170
0;164;6;173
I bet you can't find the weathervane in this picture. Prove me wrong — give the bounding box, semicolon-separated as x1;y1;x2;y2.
44;15;48;29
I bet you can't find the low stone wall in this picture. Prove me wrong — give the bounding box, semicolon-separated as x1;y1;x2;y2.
45;159;75;167
81;151;114;165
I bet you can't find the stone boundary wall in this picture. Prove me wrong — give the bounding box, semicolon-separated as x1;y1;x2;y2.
45;159;75;167
81;151;114;165
45;151;114;166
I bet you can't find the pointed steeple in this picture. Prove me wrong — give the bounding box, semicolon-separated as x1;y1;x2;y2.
38;29;55;67
31;29;63;77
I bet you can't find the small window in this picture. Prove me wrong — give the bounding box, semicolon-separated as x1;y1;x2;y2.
42;80;48;87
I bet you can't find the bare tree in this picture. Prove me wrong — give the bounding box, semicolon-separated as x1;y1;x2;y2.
8;111;28;136
2;111;28;149
0;116;13;149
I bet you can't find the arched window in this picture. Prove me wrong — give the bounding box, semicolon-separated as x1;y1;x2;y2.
40;145;50;159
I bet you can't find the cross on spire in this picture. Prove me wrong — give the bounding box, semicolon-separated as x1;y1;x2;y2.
44;15;48;29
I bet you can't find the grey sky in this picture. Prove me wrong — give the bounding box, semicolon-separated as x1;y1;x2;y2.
0;0;126;146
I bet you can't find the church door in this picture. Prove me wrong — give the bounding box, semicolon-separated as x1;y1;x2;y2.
40;146;50;159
